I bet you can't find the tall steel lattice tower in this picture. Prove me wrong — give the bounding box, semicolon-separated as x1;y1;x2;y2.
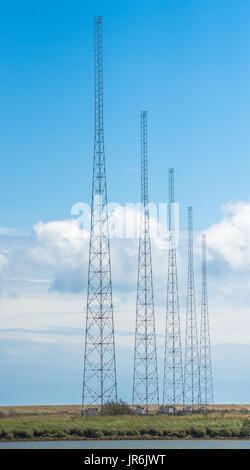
82;16;117;410
132;111;159;413
163;169;184;408
200;234;214;408
184;207;200;410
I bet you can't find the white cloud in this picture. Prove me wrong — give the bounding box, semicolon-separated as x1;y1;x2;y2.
206;201;250;269
2;203;250;404
30;219;89;272
1;201;250;349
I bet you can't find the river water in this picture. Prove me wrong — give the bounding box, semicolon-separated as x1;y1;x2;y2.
0;440;250;449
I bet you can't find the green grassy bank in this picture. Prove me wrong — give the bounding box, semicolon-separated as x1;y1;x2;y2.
0;414;250;441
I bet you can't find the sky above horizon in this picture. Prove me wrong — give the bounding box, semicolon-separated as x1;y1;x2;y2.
1;0;250;405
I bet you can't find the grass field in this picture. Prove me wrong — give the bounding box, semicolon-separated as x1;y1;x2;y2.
0;405;250;441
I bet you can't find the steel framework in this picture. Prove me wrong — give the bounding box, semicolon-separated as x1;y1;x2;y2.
82;16;117;410
132;111;159;413
184;207;200;409
200;234;214;408
163;168;184;407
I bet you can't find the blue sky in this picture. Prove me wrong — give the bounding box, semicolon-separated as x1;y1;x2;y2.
1;0;250;230
1;0;250;405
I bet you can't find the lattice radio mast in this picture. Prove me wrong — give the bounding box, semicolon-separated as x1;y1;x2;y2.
184;207;200;410
163;169;184;408
132;111;159;413
82;16;117;410
200;234;214;408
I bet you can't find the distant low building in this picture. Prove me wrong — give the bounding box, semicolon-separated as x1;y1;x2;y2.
199;406;207;412
183;406;192;413
85;407;99;417
134;406;145;415
239;407;249;414
158;405;175;414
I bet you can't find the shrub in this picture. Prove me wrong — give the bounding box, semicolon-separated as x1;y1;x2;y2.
100;399;135;416
240;428;250;438
206;427;219;437
162;430;174;437
148;428;158;436
177;430;188;438
241;420;250;437
82;429;110;438
82;428;96;438
1;432;13;440
190;427;206;438
172;431;184;438
219;428;232;438
94;431;104;439
69;427;82;436
34;428;50;438
0;430;14;440
54;431;68;438
13;429;33;439
126;430;140;436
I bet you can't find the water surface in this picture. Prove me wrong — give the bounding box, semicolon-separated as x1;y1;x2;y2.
0;440;250;449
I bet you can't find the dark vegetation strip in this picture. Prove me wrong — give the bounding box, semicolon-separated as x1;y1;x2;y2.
0;415;250;441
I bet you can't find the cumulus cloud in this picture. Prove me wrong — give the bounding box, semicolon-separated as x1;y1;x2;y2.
0;219;89;293
1;200;250;346
206;201;250;269
2;202;250;404
0;206;170;295
30;219;89;293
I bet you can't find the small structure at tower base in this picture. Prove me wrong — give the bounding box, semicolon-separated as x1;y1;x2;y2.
158;405;175;414
82;407;99;417
134;406;145;415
